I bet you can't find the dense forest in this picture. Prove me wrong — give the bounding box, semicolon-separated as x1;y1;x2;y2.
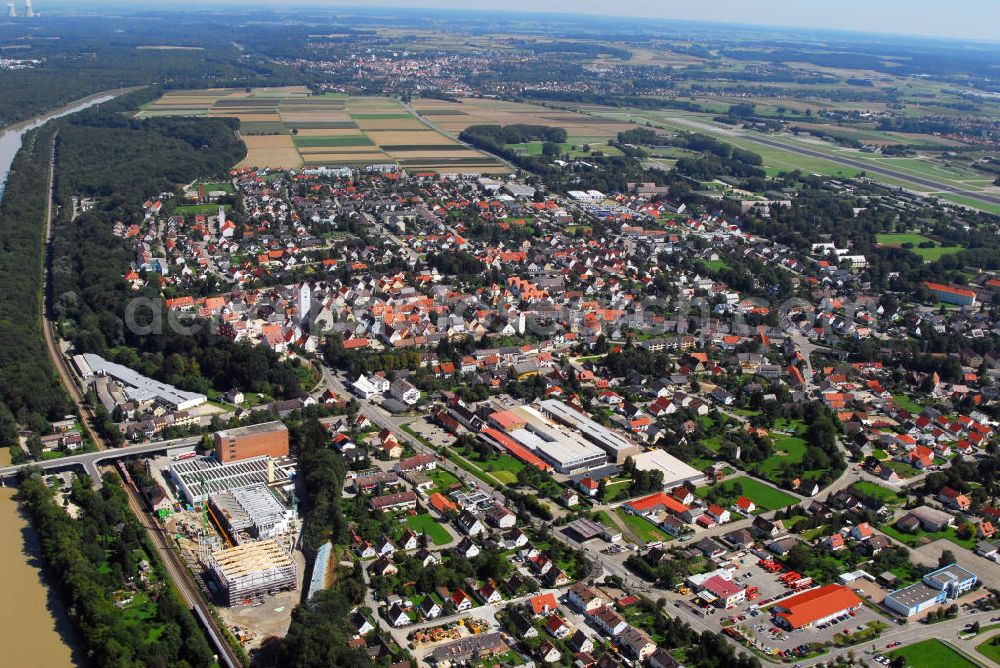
18;471;216;667
0;15;306;126
0;125;70;445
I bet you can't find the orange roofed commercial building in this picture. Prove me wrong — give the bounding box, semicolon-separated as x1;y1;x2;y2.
773;584;862;629
213;421;289;463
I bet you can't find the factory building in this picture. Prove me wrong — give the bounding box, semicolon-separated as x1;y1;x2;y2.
629;449;706;489
77;353;206;411
209;484;293;543
537;400;642;465
883;563;978;617
214;421;289;463
488;404;607;474
207;539;298;606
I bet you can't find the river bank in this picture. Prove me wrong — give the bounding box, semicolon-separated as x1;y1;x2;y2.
0;486;79;666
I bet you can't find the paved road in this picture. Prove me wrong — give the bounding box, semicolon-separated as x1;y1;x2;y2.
0;435;199;482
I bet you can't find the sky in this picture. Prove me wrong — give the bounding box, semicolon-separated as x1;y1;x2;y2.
58;1;1000;41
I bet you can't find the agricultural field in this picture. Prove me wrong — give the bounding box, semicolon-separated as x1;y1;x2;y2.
411;96;635;139
137;88;507;173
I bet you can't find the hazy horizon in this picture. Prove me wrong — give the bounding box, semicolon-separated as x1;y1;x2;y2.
38;0;1000;42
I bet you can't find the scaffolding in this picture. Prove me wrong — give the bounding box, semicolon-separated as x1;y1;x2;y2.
207;539;298;606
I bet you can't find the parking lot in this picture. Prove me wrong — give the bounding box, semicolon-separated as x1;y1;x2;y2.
403;416;455;449
665;555;892;661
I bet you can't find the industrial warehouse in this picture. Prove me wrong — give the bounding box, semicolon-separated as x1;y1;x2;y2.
207;539;298;606
75;352;207;411
168;454;294;503
486;399;640;474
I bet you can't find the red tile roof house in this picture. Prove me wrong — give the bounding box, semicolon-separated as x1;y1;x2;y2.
939;486;972;511
529;592;559;616
735;496;756;514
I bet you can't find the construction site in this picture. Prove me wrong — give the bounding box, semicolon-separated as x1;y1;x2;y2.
207;539;299;606
142;448;308;649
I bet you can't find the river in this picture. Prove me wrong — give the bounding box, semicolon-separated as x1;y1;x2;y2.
0;89;133;666
0;90;120;195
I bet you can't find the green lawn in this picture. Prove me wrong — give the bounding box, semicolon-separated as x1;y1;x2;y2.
404;513;452;546
696;476;799;511
174;203;231;214
889;639;981;668
616;508;669;543
202;181;234;193
881;523;976;550
850;481;903;505
875;233;964;262
885;460;921;478
479;454;525;484
876;233;935;246
603;480;633;503
428;468;462;495
703;259;731;272
976;634;1000;666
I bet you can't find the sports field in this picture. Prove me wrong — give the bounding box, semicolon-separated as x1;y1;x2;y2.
137;88;508;173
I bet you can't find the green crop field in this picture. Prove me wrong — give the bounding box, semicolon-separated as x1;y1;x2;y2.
293;135;374;147
404;513;452;546
889;639;981;668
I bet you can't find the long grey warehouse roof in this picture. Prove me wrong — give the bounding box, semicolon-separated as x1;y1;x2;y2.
82;353;206;409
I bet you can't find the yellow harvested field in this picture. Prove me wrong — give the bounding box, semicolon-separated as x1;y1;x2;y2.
280;111;353;123
413;97;634;138
353;118;427;131
387;149;487;159
237;148;302;169
240;135;302;167
243;135;297;148
365;130;457;145
252;85;311;96
434;165;512;175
